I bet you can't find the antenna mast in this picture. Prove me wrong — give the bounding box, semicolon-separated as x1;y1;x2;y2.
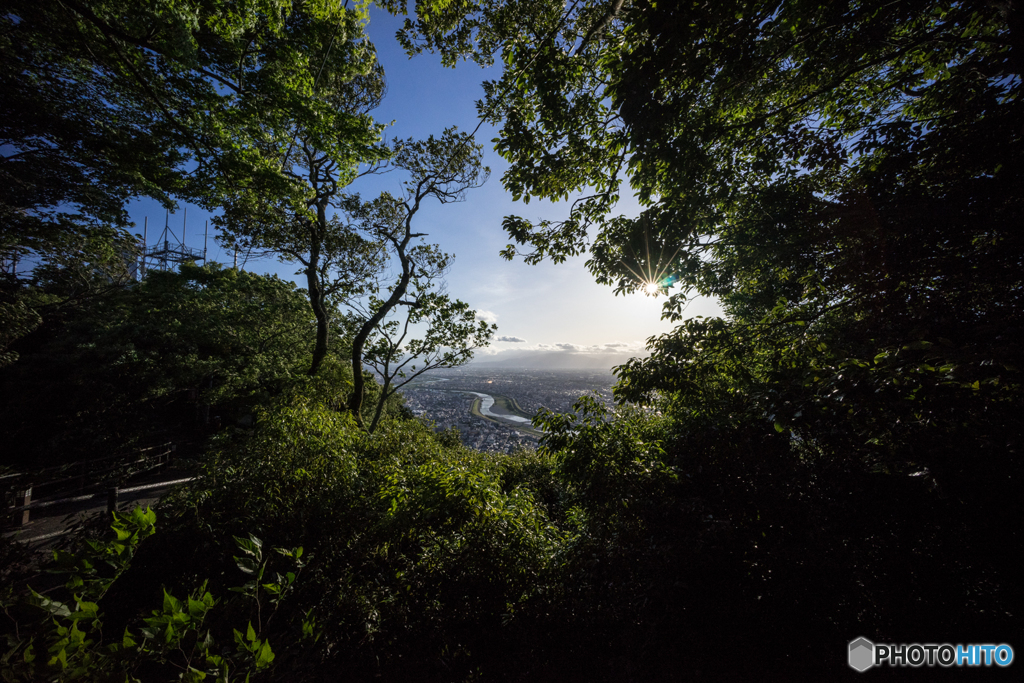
140;209;205;274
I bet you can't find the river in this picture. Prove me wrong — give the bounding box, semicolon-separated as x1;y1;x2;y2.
464;391;533;424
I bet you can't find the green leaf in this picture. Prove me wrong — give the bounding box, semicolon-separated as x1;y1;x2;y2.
256;640;275;669
162;589;182;614
235;557;259;575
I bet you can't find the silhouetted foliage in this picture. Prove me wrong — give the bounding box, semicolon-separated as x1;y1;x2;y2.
3;1;1021;680
0;263;326;467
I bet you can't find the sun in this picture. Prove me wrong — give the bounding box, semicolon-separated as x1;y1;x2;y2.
616;214;682;299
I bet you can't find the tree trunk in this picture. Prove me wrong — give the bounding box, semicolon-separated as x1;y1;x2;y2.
349;263;414;429
349;189;430;431
368;380;392;434
307;275;330;376
304;214;329;376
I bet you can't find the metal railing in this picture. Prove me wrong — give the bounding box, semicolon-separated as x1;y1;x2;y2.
3;443;179;528
5;477;197;543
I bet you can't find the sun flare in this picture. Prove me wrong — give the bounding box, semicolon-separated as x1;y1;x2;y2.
617;215;683;300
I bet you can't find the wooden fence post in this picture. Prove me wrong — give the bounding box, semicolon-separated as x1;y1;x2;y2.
14;486;32;527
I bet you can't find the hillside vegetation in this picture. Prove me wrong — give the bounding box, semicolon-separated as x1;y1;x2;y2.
2;0;1020;680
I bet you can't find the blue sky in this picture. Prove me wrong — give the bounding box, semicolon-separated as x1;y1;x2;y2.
128;7;721;366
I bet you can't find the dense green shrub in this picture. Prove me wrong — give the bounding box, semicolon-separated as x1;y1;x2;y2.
101;391;570;680
1;508;309;682
4;375;1018;681
0;264;326;466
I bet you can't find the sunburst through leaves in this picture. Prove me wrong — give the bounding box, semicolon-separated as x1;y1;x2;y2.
615;215;682;297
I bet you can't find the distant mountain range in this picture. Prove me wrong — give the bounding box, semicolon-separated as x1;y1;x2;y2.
470;351;640;370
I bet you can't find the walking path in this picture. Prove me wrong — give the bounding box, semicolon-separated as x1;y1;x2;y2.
3;468;195;549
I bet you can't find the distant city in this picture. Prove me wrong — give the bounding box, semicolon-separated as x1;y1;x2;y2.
400;366;618;453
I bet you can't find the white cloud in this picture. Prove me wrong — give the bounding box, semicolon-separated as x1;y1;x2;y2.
596;341;647;353
479;340;648;354
467;339;651;370
545;341;648;354
475;310;499;324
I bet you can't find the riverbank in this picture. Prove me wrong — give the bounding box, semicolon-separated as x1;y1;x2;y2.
467;391;546;437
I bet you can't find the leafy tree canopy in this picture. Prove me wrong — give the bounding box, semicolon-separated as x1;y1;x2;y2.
1;0;385;268
215;54;391;377
399;0;1024;491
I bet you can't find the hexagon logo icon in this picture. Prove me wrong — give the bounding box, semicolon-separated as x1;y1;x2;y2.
849;637;875;672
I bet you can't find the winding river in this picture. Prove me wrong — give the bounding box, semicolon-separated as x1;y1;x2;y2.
464;391;533;424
